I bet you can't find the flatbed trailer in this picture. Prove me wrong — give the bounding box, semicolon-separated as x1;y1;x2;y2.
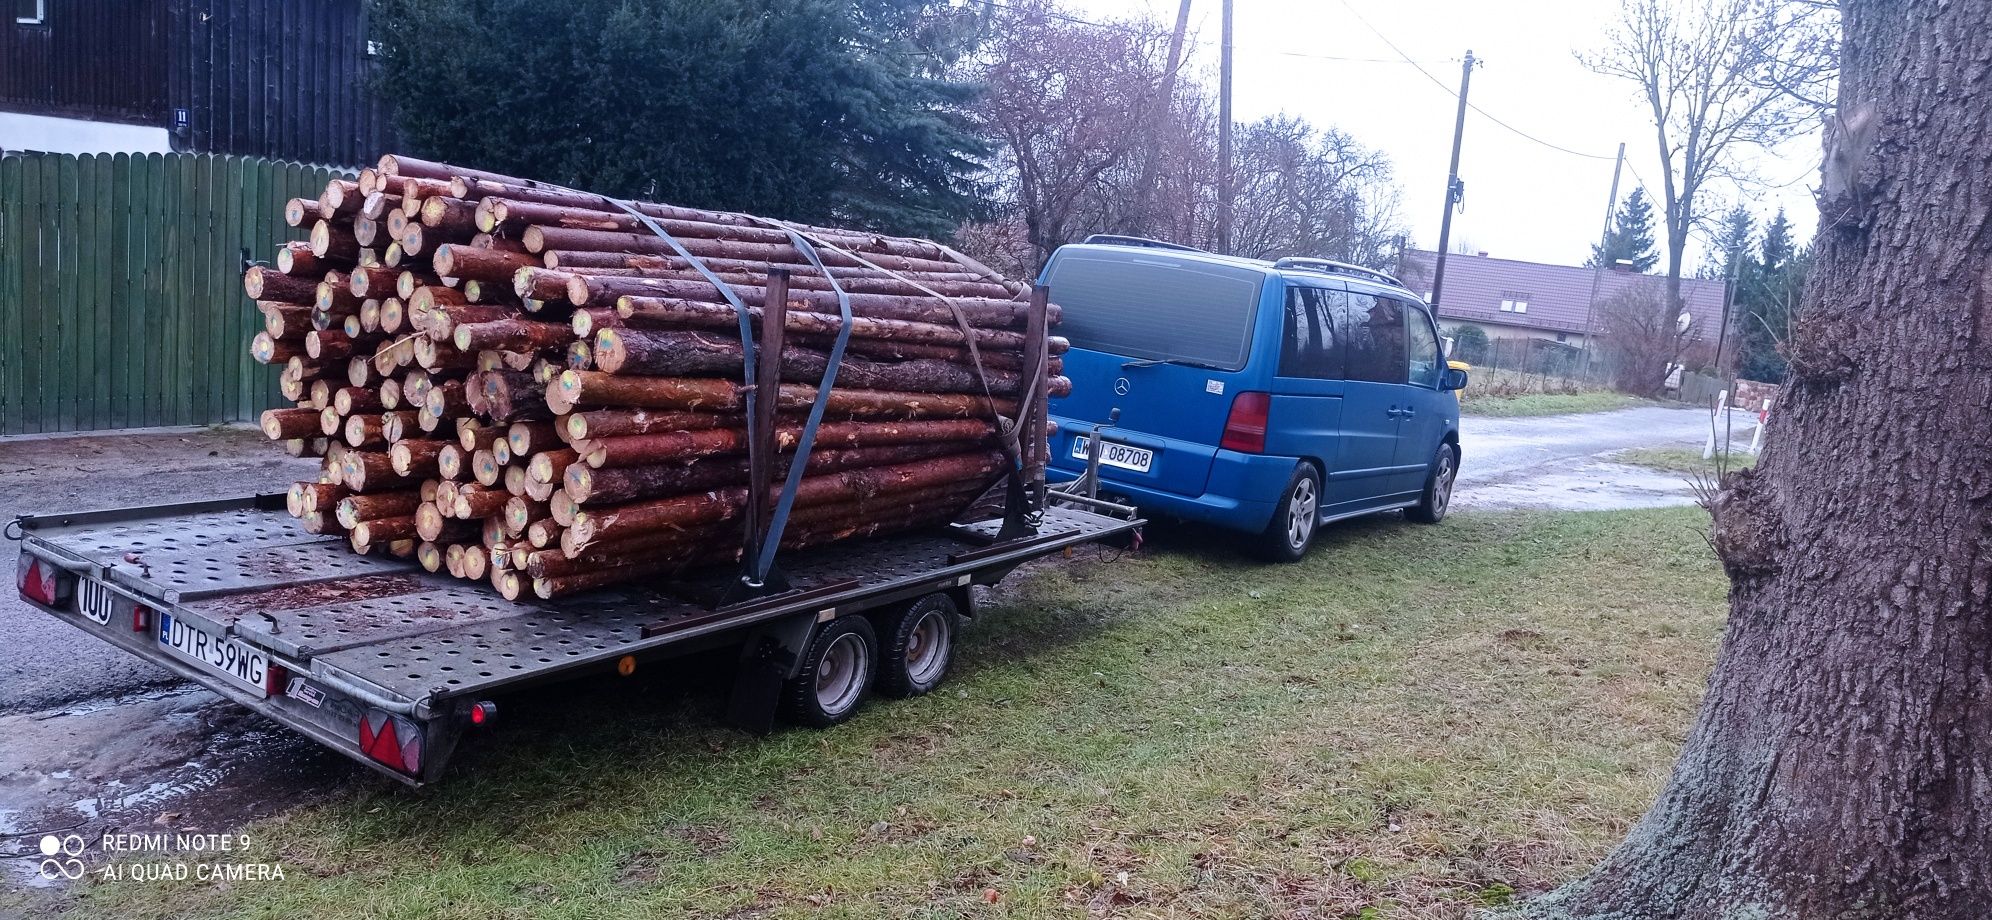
9;492;1140;785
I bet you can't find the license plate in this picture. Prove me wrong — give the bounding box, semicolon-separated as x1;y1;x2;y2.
158;612;270;698
77;579;117;626
1071;436;1154;473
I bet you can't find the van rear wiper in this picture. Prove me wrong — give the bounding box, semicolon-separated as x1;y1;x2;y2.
1122;357;1228;371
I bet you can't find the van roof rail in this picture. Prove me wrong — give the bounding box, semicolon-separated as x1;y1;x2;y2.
1272;256;1404;288
1081;234;1207;253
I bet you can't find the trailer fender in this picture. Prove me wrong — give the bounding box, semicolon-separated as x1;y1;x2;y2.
725;611;819;734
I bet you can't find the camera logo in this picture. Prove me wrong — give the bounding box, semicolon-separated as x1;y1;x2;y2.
38;834;86;880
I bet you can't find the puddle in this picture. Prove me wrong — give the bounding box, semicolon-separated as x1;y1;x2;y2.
1456;460;1707;511
0;688;361;891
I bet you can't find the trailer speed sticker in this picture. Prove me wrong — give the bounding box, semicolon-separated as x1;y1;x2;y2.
77;579;117;626
158;612;270;698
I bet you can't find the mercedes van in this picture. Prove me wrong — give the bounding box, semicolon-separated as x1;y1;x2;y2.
1041;236;1465;561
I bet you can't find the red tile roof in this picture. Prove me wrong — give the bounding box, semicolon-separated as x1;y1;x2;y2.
1396;249;1729;343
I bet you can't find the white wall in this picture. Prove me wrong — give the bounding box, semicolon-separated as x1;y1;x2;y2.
0;111;172;156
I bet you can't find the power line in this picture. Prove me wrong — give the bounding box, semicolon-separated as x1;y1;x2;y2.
1331;0;1619;162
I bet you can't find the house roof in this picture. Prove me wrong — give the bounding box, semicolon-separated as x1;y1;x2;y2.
1396;249;1729;342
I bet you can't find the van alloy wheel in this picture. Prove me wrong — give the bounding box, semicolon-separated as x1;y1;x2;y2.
1408;444;1458;524
1286;477;1318;550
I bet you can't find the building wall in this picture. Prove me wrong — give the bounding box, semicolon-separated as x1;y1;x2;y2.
1;0;391;166
0;0;168;124
1439;319;1589;347
0;111;173;155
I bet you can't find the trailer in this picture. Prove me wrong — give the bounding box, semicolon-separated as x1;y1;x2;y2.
9;489;1140;785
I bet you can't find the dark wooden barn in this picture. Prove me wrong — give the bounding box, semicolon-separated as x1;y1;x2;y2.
2;0;391;165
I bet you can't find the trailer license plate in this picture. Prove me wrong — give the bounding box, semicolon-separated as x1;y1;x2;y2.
158;612;270;698
1071;436;1153;473
77;579;116;626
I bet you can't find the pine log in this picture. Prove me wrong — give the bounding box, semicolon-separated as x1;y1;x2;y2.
549;370;1018;419
244;266;318;303
432;244;538;283
615;296;1030;350
565;439;975;505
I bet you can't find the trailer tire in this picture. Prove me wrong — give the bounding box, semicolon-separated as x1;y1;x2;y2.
875;594;958;698
781;616;878;728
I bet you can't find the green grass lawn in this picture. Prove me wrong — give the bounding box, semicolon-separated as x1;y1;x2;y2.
1458;392;1653;418
21;508;1727;920
1613;446;1758;475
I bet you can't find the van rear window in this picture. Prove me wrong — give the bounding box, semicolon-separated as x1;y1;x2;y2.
1044;251;1263;370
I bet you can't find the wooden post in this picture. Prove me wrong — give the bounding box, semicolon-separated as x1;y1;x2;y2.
742;269;789;584
1020;284;1052;507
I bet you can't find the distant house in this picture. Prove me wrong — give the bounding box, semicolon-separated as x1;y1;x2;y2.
1395;249;1728;347
2;0;391;165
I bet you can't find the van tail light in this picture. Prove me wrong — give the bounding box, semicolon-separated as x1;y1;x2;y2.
16;557;71;607
359;709;424;776
1221;392;1271;453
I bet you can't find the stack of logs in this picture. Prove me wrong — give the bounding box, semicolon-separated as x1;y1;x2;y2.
250;154;1065;600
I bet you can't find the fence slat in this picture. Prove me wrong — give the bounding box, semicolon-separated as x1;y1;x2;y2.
0;156;21;434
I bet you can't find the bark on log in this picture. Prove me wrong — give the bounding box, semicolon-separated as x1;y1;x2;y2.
592;328;1024;395
581;418;993;468
615;296;1032;350
244;266;318;303
550;370;1019;419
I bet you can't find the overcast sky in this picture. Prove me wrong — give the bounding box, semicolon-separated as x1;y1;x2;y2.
1069;0;1825;268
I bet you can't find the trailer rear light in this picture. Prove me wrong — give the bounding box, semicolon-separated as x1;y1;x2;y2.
265;663;288;696
132;605;151;632
1220;392;1271;453
359;709;423;776
468;700;497;727
16;557;70;607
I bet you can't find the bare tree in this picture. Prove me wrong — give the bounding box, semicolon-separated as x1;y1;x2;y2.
1594;277;1698;395
967;0;1174;271
1584;0;1834;389
1517;3;1992;916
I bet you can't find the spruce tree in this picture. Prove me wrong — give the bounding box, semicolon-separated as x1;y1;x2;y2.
368;0;989;238
1587;187;1661;272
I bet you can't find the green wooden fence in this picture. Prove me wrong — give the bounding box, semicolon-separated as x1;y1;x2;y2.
0;152;348;435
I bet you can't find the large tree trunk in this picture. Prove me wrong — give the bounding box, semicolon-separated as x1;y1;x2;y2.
1521;4;1992;918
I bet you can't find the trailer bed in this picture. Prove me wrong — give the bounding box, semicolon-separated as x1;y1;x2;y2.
11;493;1140;784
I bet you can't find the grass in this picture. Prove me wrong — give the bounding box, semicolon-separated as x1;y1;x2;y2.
1459;392;1651;418
17;508;1727;920
1614;447;1758;475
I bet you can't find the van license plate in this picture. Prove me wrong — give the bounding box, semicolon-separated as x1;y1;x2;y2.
158;612;270;698
1071;436;1154;473
77;579;117;626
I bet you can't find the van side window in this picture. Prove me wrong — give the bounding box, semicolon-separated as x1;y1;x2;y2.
1404;301;1442;387
1341;293;1406;384
1277;285;1341;378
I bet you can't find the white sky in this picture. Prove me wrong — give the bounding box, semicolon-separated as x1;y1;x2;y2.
1069;0;1824;268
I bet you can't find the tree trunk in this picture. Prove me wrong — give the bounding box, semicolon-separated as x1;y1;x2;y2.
1522;4;1992;917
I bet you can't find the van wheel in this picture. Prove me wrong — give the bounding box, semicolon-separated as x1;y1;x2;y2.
875;594;958;698
1257;464;1321;563
781;616;878;727
1407;443;1457;524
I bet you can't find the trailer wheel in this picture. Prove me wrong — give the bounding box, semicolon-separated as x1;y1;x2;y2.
781;616;878;727
875;594;958;698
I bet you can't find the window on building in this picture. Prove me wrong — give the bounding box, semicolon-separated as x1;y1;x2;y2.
1498;294;1531;314
15;0;44;24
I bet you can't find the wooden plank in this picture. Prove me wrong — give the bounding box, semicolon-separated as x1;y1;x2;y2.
81;154;108;430
234;156;263;421
111;153;137;429
139;153;169;428
26;154;54;433
169;154;196;426
55;154;81;432
0;155;21;435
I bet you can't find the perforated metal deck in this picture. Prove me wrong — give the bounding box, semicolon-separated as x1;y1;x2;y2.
17;495;1134;709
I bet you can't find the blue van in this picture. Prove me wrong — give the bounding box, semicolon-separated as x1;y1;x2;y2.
1040;237;1466;561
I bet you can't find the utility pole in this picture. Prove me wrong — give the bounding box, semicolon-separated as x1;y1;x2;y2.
1427;50;1475;308
1580;142;1627;378
1216;0;1235;254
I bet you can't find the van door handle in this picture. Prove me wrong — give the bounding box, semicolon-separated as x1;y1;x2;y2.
1400;407;1416;419
1386;407;1403;419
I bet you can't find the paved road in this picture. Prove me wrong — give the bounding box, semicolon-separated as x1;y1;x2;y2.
0;429;316;713
1455;404;1759;510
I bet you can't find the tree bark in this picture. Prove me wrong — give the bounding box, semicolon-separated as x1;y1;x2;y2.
1523;5;1992;917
